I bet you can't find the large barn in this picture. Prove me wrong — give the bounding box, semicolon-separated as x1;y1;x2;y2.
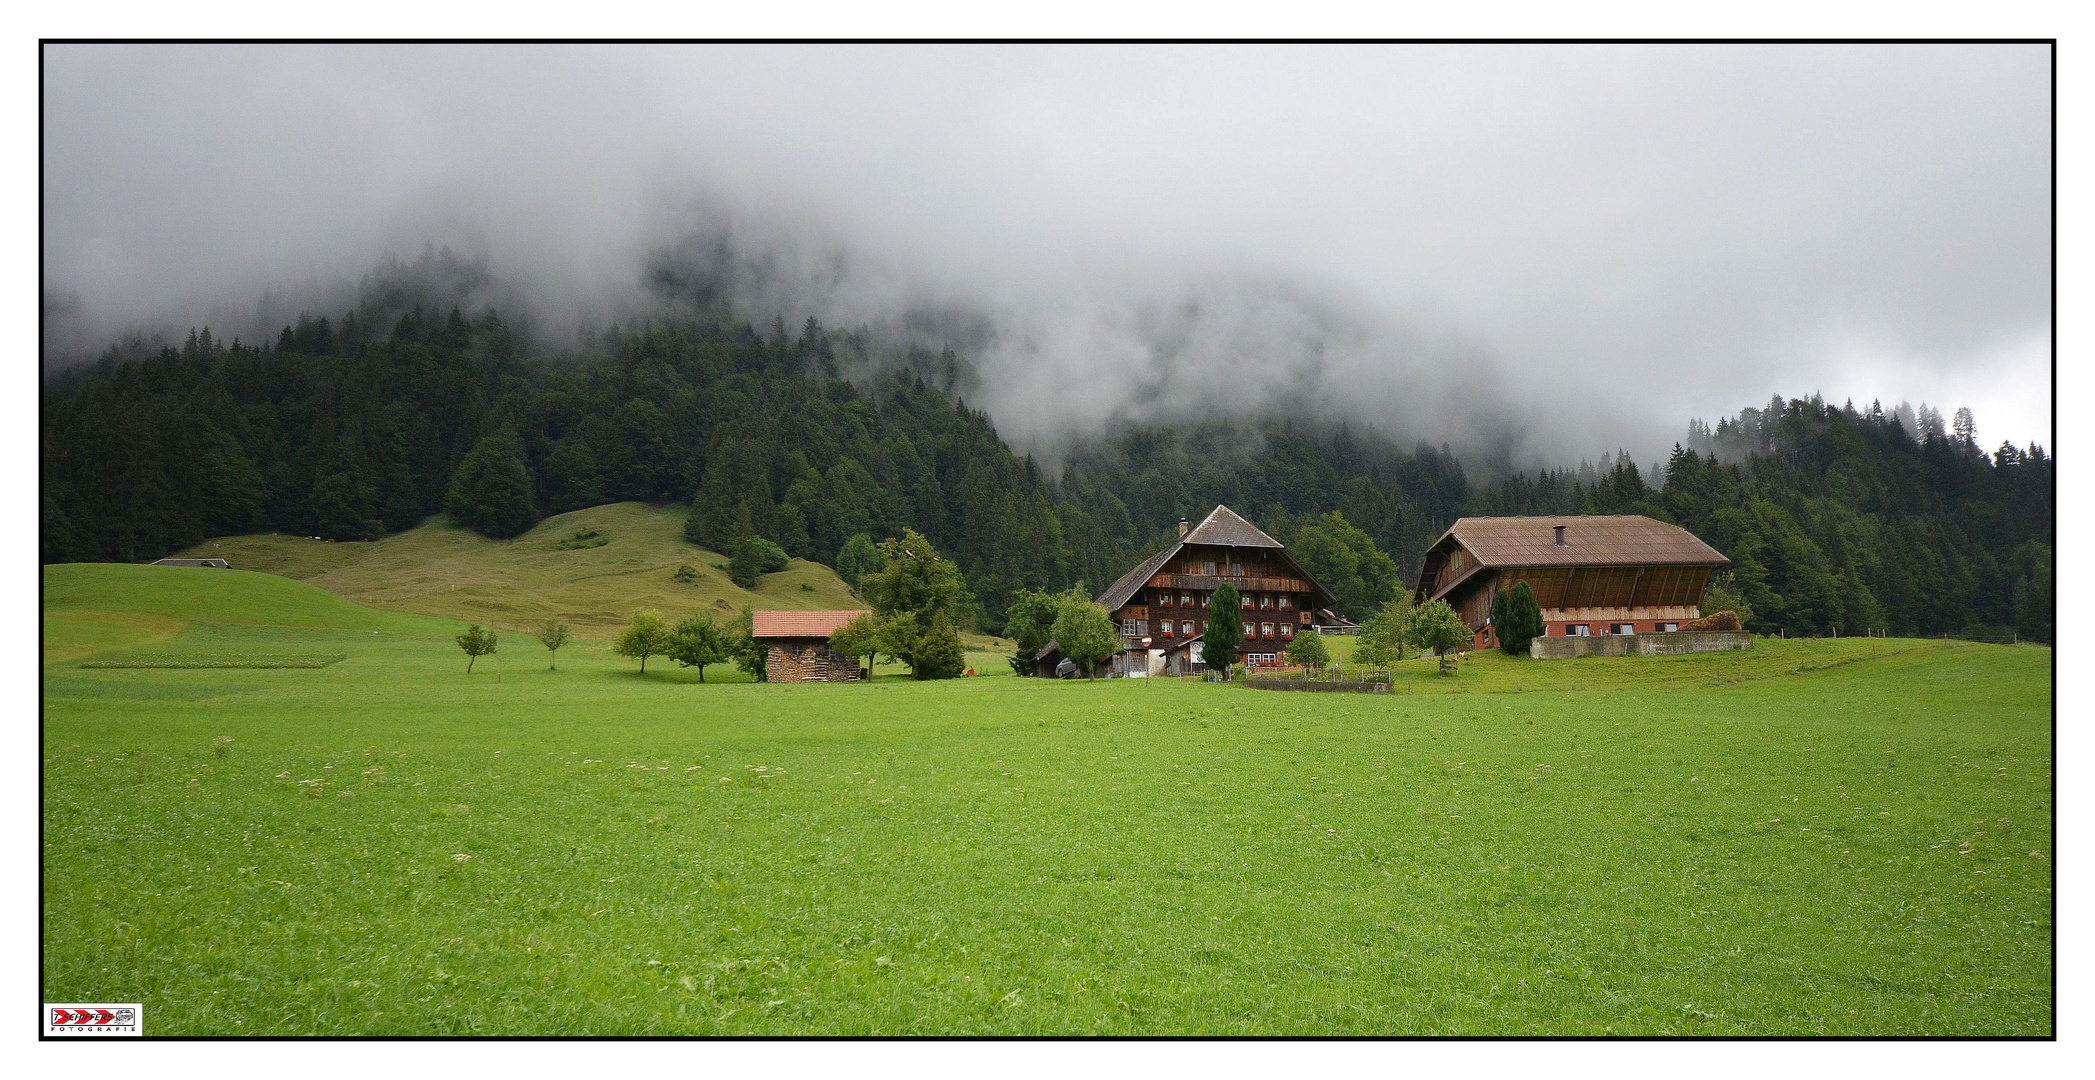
1090;505;1339;676
1414;515;1730;650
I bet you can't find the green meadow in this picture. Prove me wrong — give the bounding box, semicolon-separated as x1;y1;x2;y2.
44;564;2052;1035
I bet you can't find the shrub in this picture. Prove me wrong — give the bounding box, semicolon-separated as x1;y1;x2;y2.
728;536;790;588
1283;630;1330;672
673;564;700;583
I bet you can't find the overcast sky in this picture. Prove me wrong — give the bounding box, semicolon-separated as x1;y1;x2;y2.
42;43;2051;470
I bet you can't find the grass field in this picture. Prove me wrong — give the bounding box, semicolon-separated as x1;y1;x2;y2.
43;564;2052;1035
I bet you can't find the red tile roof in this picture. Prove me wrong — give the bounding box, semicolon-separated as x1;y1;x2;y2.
750;610;865;639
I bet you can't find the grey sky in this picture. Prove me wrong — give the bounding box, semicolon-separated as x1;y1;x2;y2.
42;43;2051;469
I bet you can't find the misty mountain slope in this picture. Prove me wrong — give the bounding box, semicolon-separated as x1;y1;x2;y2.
174;502;863;639
43;304;2050;642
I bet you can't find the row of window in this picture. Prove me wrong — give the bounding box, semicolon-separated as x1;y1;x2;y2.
1117;620;1298;640
1562;622;1680;637
1155;591;1294;609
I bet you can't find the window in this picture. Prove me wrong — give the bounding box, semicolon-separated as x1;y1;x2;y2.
1260;594;1273;609
1158;592;1172;607
1201;561;1217;576
1261;622;1275;638
1181;621;1194;636
1612;623;1635;636
1242;595;1254;608
1244;623;1257;639
1658;622;1679;633
1229;563;1243;576
1121;619;1139;635
1277;596;1292;609
1159;622;1175;637
1180;593;1193;606
1280;623;1294;638
1571;624;1591;637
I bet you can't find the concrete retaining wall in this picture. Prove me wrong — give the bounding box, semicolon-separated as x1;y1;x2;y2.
1530;631;1752;660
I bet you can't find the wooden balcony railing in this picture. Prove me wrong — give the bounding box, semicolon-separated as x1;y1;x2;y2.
1147;573;1310;594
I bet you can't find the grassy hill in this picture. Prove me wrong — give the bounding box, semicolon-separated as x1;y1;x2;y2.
173;502;865;639
41;563;2051;1034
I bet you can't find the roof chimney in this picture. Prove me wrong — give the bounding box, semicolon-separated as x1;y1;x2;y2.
1553;525;1568;546
1177;517;1190;538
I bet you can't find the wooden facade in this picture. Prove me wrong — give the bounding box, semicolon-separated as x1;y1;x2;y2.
1414;516;1730;650
1088;505;1339;675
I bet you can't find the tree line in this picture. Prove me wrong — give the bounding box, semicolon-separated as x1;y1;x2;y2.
43;307;2049;642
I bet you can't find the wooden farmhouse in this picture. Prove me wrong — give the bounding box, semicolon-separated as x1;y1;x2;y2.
749;610;865;682
1413;515;1730;650
1082;505;1339;677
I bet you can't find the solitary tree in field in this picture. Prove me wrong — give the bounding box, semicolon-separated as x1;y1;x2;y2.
1049;594;1118;678
1204;582;1243;679
667;614;729;682
456;623;498;673
612;610;672;673
1490;581;1544;656
1283;630;1330;672
1405;599;1472;673
536;619;571;670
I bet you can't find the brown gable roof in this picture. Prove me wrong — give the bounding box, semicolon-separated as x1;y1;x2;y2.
1182;504;1284;549
1095;504;1295;611
751;610;864;639
1442;516;1729;568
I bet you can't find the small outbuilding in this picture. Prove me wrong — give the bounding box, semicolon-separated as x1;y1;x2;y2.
750;610;866;682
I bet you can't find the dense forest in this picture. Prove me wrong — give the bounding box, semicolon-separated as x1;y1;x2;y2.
41;307;2052;641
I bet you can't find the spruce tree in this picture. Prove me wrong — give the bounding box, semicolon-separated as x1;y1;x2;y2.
1491;581;1544;656
1204;582;1242;678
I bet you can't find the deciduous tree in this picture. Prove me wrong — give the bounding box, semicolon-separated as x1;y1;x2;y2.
536;619;570;670
612;610;672;673
456;623;497;673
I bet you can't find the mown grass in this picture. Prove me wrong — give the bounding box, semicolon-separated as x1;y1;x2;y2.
173;502;865;639
43;566;2051;1035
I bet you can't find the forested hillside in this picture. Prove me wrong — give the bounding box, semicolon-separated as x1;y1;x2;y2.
1471;396;2053;642
41;309;2051;640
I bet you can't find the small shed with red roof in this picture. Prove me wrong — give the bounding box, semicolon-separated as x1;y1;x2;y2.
750;610;866;682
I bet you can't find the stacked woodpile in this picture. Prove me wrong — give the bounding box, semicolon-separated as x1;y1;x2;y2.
764;643;863;682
